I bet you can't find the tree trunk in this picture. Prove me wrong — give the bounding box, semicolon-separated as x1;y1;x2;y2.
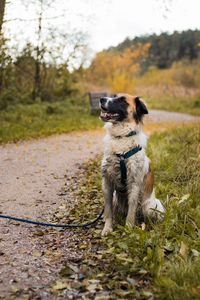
0;0;6;35
32;0;42;101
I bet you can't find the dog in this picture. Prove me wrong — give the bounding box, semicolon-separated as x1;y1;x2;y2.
100;93;164;236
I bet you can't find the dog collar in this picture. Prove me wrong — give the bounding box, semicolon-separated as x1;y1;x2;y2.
115;131;136;139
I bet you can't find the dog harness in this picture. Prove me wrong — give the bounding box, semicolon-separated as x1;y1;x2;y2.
115;131;142;190
115;131;137;139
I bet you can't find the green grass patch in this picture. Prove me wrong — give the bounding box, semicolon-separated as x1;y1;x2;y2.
1;91;200;143
143;92;200;116
134;85;200;116
0;96;101;143
73;124;200;299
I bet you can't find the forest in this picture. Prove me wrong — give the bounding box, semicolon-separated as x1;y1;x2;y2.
87;29;200;92
109;30;200;69
1;21;200;142
1;4;200;108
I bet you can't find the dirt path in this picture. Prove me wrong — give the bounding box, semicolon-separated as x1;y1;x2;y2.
0;110;199;299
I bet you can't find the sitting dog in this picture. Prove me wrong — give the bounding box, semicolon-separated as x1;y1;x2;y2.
100;93;164;236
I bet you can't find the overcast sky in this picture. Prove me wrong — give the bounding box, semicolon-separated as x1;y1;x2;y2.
4;0;200;52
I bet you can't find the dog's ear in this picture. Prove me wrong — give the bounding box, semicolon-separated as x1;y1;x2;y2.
134;97;148;122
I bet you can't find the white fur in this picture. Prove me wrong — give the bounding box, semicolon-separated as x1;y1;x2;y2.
101;121;164;236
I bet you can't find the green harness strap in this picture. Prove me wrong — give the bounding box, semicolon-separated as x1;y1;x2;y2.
116;145;142;187
116;131;137;139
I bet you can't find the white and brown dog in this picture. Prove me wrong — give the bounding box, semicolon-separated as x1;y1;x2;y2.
100;93;164;236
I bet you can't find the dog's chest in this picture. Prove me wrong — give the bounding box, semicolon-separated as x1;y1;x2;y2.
101;153;144;191
101;155;123;189
101;131;147;190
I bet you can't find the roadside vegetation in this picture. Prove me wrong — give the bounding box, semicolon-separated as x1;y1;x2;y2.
134;60;200;115
54;124;200;299
84;29;200;116
1;28;200;143
136;85;200;116
0;97;101;143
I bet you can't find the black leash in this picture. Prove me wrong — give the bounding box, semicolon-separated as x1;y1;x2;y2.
0;207;104;228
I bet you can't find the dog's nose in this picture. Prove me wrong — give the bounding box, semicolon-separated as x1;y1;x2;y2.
100;97;107;104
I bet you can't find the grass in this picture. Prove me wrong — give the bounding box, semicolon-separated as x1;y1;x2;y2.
0;88;200;144
135;85;200;116
147;94;200;116
0;96;102;143
69;124;200;299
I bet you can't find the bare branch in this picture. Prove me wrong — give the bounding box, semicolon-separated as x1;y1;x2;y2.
5;14;64;23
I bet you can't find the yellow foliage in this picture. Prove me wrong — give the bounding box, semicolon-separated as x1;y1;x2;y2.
85;42;200;96
136;57;200;89
107;71;135;94
86;43;150;93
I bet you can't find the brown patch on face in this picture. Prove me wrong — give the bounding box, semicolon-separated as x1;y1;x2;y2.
117;93;148;123
118;93;136;109
117;93;137;122
143;164;154;195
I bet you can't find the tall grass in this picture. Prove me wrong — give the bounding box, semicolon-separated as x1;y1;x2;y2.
134;85;200;116
134;59;200;115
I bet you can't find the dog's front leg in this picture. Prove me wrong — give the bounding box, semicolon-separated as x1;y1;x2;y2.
102;177;114;236
125;185;139;228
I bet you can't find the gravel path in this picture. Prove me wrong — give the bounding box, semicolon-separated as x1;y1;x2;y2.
147;109;200;123
0;110;199;299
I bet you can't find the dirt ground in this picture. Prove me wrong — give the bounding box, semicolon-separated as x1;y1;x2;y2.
0;110;199;299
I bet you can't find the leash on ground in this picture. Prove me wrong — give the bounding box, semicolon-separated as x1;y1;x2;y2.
0;207;104;228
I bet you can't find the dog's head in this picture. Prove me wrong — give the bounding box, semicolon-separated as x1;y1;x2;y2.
99;93;148;124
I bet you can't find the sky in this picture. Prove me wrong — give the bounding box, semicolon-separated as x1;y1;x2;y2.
4;0;200;53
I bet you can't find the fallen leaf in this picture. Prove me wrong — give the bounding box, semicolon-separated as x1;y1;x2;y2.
33;231;44;236
18;249;26;254
86;284;98;291
52;281;71;290
192;287;200;296
141;223;146;230
179;241;187;257
32;252;42;257
59;266;74;277
179;194;190;204
79;244;87;249
191;249;199;257
10;286;19;293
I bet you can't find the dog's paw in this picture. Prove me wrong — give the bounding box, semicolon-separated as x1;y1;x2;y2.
155;198;164;212
154;199;165;220
125;221;134;228
101;226;113;236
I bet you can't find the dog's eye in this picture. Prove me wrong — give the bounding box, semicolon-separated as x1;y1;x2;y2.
118;96;126;102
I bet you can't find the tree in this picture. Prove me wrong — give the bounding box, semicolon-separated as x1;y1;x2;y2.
0;0;90;105
32;0;45;101
0;0;6;35
26;0;88;101
87;43;150;93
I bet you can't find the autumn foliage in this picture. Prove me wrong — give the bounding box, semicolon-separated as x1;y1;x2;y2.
86;43;150;94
